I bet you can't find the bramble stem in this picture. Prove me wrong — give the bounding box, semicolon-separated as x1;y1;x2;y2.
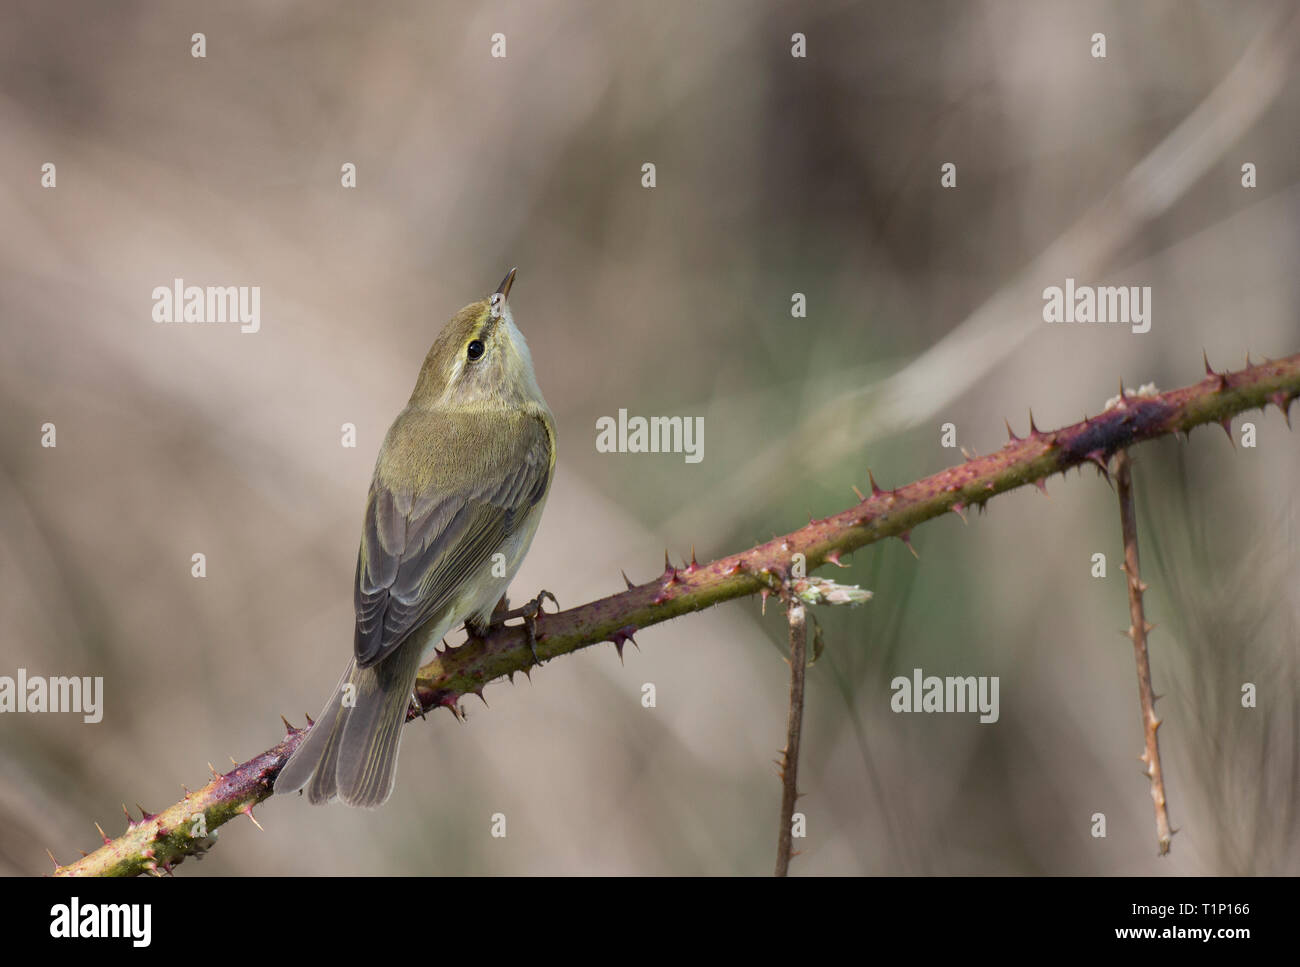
53;352;1299;876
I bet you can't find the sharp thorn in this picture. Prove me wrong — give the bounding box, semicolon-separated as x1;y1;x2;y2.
242;806;264;832
1084;449;1111;483
1269;390;1292;429
899;532;918;559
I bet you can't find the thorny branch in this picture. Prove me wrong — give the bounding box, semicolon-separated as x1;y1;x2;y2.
51;352;1300;876
1114;450;1175;855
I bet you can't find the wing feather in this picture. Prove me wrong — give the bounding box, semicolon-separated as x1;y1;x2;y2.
352;409;553;668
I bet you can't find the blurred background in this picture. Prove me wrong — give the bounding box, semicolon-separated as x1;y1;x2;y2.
1;0;1298;875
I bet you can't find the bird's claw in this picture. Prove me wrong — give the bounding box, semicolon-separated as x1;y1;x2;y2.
486;590;557;666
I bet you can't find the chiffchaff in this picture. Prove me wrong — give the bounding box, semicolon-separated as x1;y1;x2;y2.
276;268;556;807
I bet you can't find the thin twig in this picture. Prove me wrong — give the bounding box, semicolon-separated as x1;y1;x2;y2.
775;593;808;876
1114;450;1174;855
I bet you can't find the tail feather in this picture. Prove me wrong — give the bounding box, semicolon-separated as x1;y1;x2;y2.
337;643;424;807
304;686;347;805
276;659;355;802
275;642;424;807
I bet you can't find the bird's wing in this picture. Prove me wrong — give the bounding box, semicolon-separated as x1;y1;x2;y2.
353;409;553;668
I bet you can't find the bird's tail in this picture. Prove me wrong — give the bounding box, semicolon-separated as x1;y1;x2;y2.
275;641;424;808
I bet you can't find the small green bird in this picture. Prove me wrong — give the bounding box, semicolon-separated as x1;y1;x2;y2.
276;268;556;807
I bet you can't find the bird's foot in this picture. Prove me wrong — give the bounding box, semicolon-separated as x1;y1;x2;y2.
475;591;558;665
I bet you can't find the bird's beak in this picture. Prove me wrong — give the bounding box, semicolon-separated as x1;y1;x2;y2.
495;267;517;304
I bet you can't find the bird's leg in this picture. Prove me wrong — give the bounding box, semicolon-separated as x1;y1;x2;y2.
489;593;512;622
481;590;558;665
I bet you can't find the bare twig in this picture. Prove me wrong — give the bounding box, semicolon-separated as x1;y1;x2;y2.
775;592;808;877
52;352;1299;875
1114;450;1174;855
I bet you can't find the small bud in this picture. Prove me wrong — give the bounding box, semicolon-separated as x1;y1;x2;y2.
791;576;873;607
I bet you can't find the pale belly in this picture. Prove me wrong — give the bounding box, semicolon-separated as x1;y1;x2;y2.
412;494;549;663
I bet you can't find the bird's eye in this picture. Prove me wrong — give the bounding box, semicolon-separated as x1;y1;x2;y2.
466;340;485;361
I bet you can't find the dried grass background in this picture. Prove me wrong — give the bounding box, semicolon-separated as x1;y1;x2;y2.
1;0;1297;874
